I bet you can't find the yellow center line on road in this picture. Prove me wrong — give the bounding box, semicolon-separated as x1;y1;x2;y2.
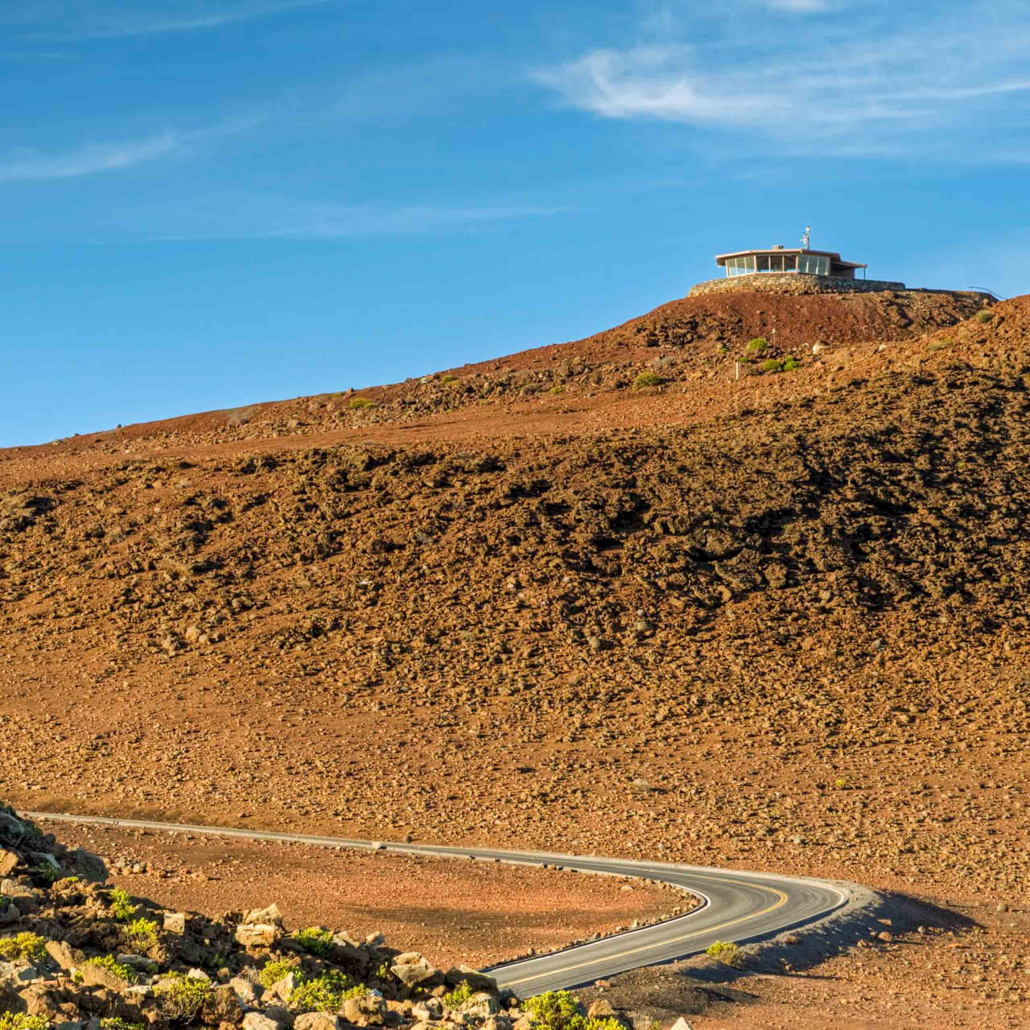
502;876;788;988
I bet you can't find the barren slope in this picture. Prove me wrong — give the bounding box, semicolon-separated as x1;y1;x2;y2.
2;288;1029;1025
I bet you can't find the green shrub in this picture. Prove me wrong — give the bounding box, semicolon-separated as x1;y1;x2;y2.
292;926;334;957
524;991;585;1030
0;932;48;963
747;337;769;354
100;1019;145;1030
441;375;459;385
444;981;475;1009
705;940;745;968
976;309;994;323
110;887;138;921
124;917;159;953
761;358;781;373
83;955;138;984
632;372;663;391
0;1015;51;1030
156;972;211;1020
549;385;564;395
348;397;374;409
291;971;365;1013
259;958;299;989
782;357;800;372
32;863;61;885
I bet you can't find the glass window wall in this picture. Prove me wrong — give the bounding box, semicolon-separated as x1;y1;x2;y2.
798;253;830;275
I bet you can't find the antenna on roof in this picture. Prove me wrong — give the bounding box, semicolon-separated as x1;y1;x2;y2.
801;225;811;250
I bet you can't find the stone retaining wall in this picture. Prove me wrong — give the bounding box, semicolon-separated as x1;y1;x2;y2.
688;273;907;297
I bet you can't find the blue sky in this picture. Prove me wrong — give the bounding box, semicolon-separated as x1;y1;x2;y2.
2;0;1028;447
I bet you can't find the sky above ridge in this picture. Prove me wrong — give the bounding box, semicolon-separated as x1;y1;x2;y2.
2;0;1028;446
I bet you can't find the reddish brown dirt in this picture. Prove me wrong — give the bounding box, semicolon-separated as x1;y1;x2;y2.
580;894;1030;1028
2;287;1029;1028
30;818;681;971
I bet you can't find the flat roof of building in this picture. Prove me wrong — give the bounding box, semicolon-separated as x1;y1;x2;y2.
715;248;867;269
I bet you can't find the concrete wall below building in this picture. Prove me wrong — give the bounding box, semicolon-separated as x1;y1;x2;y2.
689;273;906;297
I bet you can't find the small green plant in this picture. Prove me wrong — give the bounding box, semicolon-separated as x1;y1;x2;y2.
348;397;374;409
524;991;592;1030
976;309;994;323
110;887;138;921
632;371;663;391
444;981;476;1009
549;385;564;395
373;960;391;981
705;940;745;968
747;337;769;354
0;932;48;963
292;926;334;957
32;863;61;885
291;971;365;1013
83;955;139;984
100;1019;145;1030
761;358;781;373
0;1015;51;1030
156;972;211;1020
259;958;299;989
782;356;800;372
441;375;459;385
124;917;159;953
717;344;729;355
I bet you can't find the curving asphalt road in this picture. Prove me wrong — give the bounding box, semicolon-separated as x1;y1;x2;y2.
26;812;849;994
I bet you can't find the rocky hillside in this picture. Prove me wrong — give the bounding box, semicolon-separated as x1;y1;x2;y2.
0;288;987;459
1;294;1029;1030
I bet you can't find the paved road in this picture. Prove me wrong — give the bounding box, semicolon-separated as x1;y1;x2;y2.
28;812;849;994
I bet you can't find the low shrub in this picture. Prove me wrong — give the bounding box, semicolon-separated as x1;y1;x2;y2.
976;309;994;323
259;957;299;989
747;337;769;354
0;932;48;963
292;926;334;957
100;1019;145;1030
0;1016;51;1030
761;358;781;373
705;940;745;968
348;397;374;409
632;372;663;391
523;991;584;1030
124;917;159;953
549;385;564;395
782;357;800;372
291;971;365;1013
82;955;138;984
443;981;475;1009
156;972;211;1020
31;863;60;885
110;887;138;921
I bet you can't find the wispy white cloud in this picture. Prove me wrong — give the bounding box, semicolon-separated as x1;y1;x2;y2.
12;1;328;41
145;198;565;240
0;117;262;183
761;0;830;11
0;133;180;182
532;1;1030;161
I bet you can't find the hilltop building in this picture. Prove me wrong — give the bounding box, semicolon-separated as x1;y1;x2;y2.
717;245;867;280
688;231;906;296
